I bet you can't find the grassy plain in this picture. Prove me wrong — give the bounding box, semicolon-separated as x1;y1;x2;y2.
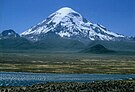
0;50;135;74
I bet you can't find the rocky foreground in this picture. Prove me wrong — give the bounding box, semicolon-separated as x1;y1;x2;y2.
0;79;135;92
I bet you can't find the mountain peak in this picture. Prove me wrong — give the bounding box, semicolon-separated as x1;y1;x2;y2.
21;7;125;42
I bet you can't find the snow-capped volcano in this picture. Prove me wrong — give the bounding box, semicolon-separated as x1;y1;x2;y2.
21;7;125;41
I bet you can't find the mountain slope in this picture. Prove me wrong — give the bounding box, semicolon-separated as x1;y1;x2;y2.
0;30;85;50
34;33;85;50
0;37;34;49
21;7;125;42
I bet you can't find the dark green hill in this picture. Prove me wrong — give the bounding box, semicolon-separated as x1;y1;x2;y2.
81;44;115;53
87;41;135;51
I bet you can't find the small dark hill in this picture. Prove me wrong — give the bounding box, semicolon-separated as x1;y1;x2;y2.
81;44;115;54
0;29;20;38
87;40;135;51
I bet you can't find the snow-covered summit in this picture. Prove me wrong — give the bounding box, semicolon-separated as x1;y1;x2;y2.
21;7;125;41
55;7;77;16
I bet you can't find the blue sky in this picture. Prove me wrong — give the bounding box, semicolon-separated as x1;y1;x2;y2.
0;0;135;36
